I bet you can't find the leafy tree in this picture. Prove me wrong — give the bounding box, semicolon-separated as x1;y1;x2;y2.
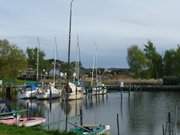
0;39;27;80
144;41;163;78
174;45;180;76
26;48;51;74
163;49;176;76
127;45;147;78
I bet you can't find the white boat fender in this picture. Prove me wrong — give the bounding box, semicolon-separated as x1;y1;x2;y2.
105;125;111;130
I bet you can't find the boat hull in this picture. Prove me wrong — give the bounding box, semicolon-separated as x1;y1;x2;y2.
36;93;60;100
70;124;110;135
92;88;107;95
18;91;37;99
0;117;46;127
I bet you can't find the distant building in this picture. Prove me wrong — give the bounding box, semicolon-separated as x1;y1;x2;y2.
19;67;36;80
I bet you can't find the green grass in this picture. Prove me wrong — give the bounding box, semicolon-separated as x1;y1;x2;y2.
0;124;76;135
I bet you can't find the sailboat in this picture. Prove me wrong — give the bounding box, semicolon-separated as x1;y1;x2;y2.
36;82;61;100
65;1;110;133
72;36;85;94
62;0;83;101
62;82;83;100
91;47;107;95
18;39;40;99
36;38;61;100
17;83;39;99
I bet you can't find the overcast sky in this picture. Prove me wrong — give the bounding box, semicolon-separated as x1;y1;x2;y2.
0;0;180;68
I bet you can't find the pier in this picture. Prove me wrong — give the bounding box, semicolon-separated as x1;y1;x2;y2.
106;85;180;91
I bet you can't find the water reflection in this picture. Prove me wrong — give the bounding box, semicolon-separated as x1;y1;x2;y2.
14;92;180;135
84;94;108;109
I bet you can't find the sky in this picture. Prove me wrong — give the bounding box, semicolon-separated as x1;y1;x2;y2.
0;0;180;68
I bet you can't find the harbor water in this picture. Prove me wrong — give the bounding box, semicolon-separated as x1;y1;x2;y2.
13;91;180;134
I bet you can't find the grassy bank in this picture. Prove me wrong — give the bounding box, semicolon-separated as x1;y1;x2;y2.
0;124;76;135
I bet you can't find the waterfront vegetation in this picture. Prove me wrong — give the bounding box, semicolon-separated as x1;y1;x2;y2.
1;38;180;84
0;39;82;84
0;124;76;135
128;41;180;79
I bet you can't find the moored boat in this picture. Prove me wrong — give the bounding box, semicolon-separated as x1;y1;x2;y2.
92;83;107;95
62;82;83;100
36;82;61;100
0;116;46;127
18;83;39;99
70;124;110;135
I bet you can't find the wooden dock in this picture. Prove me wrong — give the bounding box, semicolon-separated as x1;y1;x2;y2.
106;85;180;92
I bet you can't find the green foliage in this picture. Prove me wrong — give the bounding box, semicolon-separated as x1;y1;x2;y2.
127;45;147;78
60;61;79;79
144;41;163;78
163;49;176;76
0;39;27;80
26;48;51;74
163;45;180;76
127;41;163;79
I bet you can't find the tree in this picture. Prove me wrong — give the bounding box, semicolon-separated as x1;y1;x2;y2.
127;45;147;78
163;49;176;76
144;41;163;78
0;39;27;80
174;45;180;76
26;48;51;74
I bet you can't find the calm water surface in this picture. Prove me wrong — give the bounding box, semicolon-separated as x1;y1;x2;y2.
16;92;180;135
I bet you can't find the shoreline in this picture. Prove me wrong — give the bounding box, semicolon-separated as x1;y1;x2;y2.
0;124;76;135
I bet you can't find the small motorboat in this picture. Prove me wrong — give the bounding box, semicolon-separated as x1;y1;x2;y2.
0;116;46;127
70;124;110;135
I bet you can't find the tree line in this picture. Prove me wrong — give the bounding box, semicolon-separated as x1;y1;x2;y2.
127;41;180;79
0;39;82;81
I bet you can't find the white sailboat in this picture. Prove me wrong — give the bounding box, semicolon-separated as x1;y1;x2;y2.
63;82;83;100
36;38;61;100
91;47;107;95
73;36;85;94
62;4;83;100
36;82;60;99
17;83;38;99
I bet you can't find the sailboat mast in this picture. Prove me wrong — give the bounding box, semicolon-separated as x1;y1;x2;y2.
67;0;74;67
54;37;57;83
95;46;98;85
76;36;80;81
36;38;40;81
65;0;74;131
91;56;95;87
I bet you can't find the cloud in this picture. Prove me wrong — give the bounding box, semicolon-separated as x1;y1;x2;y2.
1;0;180;67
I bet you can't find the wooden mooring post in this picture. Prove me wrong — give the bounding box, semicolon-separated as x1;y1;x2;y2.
117;113;120;135
162;112;176;135
80;107;83;126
